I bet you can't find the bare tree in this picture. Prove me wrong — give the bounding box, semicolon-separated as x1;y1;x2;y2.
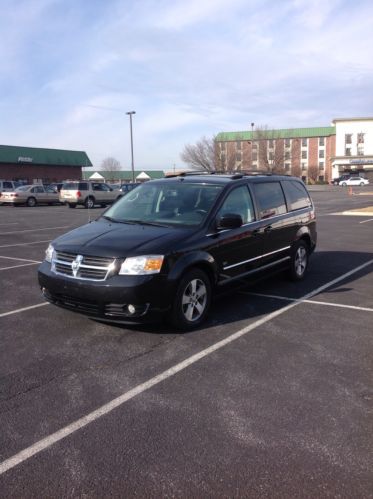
252;126;286;174
308;164;319;183
101;157;121;173
180;136;215;171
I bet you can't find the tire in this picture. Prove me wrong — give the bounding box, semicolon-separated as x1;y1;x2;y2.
68;203;77;208
85;197;95;209
26;197;37;207
342;182;347;186
360;182;365;186
169;268;211;330
289;240;309;281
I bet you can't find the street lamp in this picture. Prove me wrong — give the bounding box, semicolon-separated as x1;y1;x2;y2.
126;111;136;183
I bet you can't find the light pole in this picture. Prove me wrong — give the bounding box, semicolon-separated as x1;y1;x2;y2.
126;111;136;183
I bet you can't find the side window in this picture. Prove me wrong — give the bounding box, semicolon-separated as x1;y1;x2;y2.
4;181;13;189
282;181;312;211
253;182;287;219
101;184;111;191
217;185;255;224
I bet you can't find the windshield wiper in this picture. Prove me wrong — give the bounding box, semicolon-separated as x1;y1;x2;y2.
101;215;119;223
128;219;169;227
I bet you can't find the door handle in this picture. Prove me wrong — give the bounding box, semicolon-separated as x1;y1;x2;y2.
264;225;272;233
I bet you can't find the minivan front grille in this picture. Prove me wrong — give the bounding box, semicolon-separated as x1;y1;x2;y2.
52;251;116;281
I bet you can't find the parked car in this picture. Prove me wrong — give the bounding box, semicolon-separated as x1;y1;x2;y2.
1;184;60;206
117;182;141;198
339;176;369;186
59;181;120;208
332;174;353;185
39;173;317;330
0;180;20;203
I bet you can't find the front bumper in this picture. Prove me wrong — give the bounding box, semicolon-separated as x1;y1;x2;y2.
38;262;173;324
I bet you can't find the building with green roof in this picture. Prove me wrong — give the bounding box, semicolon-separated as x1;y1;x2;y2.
0;145;92;184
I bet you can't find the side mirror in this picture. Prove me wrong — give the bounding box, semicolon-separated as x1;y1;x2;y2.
216;213;243;230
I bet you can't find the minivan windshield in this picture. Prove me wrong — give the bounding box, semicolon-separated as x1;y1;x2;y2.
103;181;223;227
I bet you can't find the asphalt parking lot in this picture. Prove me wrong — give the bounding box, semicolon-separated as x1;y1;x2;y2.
0;188;372;498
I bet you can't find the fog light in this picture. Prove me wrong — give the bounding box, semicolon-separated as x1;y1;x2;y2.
127;304;136;315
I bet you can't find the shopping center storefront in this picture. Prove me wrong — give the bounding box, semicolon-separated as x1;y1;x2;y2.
0;145;92;184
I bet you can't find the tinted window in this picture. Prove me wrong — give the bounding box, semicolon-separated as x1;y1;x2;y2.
63;182;88;190
253;182;287;219
3;181;13;189
282;180;312;211
217;185;255;224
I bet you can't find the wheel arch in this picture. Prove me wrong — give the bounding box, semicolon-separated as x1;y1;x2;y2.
167;251;218;288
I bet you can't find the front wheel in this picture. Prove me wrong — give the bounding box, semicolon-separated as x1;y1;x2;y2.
360;182;365;186
342;182;347;186
289;240;309;281
169;268;211;330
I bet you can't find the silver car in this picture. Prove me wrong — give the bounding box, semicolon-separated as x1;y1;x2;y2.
59;181;120;208
0;184;60;207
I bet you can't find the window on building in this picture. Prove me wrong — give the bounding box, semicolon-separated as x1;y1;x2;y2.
345;148;351;156
301;163;307;170
252;143;258;149
357;133;364;144
302;150;307;159
285;163;290;171
319;137;325;146
302;138;307;147
319;162;324;169
318;175;324;182
236;141;242;150
357;145;364;156
236;152;242;161
252;152;258;161
285;151;290;160
220;143;226;151
319;150;324;158
345;134;352;144
268;140;274;148
269;152;274;161
285;138;291;147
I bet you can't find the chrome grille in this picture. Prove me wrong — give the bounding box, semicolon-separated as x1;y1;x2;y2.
52;251;116;281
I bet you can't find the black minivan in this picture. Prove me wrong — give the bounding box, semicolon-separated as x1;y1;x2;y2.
38;173;317;330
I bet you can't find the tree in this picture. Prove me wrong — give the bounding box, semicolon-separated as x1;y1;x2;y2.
308;164;319;183
180;136;215;171
101;157;121;172
252;126;286;174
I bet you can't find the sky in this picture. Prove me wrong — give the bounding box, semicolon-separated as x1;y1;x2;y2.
1;0;372;171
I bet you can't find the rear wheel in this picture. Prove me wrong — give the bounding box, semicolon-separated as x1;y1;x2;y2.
289;240;309;281
342;182;347;186
360;182;365;186
85;197;95;209
26;197;37;207
169;268;211;330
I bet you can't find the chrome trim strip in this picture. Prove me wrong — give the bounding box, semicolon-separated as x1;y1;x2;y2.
223;246;291;270
219;256;291;285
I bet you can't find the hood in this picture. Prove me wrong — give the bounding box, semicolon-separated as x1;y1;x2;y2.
53;218;191;257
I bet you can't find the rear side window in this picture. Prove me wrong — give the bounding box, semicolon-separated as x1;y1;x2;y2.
282;180;312;211
253;182;287;219
63;182;88;190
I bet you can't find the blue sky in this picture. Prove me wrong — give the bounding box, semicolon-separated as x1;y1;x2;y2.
1;0;372;171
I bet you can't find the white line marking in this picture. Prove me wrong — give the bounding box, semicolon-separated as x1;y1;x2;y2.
0;258;372;476
0;222;18;226
359;218;373;224
246;292;373;312
0;239;51;248
0;255;41;263
0;302;49;319
0;262;39;271
0;226;70;235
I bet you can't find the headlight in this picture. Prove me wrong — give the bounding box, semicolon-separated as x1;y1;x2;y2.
45;243;55;263
119;255;164;275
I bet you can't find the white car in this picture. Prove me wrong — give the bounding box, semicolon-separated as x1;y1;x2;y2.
339;176;369;186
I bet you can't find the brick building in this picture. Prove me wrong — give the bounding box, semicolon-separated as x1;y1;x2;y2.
0;145;92;184
215;118;373;183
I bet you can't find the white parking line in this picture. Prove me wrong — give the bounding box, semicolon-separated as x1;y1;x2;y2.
0;255;42;263
1;226;70;235
0;262;40;271
245;292;373;312
0;239;51;248
359;218;373;224
0;258;372;476
0;302;49;318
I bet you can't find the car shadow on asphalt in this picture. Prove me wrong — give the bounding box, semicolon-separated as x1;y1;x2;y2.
91;251;373;336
